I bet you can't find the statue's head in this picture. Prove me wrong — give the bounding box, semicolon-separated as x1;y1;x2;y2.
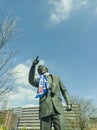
38;65;48;75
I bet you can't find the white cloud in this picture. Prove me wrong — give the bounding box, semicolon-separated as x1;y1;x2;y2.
10;86;36;100
12;63;29;85
12;59;45;85
8;59;46;108
49;0;72;24
8;86;38;108
49;0;88;24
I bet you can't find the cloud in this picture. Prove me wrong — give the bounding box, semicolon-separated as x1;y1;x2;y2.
8;86;39;108
8;59;46;108
9;86;36;101
49;0;72;24
49;0;88;24
12;63;29;85
12;59;45;85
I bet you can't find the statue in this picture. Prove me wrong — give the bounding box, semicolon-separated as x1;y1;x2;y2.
28;56;72;130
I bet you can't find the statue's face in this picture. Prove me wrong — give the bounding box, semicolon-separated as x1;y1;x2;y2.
38;65;48;75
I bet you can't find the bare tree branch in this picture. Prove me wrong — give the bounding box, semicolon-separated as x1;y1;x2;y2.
71;96;97;130
0;10;20;107
0;10;20;49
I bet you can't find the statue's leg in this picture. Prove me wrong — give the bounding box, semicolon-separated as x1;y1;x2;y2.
51;107;66;130
52;114;66;130
40;115;52;130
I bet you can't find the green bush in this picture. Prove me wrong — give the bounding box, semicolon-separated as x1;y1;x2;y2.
2;126;7;130
0;117;5;126
21;126;27;130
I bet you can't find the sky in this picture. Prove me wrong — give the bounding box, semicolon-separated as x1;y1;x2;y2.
0;0;97;108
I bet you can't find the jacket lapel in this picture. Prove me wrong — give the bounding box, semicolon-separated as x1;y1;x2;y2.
49;75;56;93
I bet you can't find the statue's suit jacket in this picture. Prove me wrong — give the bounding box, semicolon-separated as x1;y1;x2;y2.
28;65;72;118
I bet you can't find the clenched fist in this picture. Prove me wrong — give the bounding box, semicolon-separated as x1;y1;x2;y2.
33;56;39;66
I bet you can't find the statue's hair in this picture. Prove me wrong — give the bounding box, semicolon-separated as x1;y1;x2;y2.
38;65;49;72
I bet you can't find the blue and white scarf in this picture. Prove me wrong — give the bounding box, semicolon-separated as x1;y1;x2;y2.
35;74;49;98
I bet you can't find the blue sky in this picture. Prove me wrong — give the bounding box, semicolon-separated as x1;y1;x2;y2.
0;0;97;108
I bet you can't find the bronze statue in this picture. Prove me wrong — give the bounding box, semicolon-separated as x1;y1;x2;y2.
28;56;72;130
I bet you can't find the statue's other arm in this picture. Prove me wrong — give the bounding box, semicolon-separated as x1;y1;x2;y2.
59;78;72;111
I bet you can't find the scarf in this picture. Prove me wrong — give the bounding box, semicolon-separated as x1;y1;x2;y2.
35;74;49;98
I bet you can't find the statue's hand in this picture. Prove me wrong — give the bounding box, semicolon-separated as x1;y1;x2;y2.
33;56;39;66
66;104;72;111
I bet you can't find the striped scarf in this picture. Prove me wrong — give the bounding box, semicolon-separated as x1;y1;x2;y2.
35;74;49;98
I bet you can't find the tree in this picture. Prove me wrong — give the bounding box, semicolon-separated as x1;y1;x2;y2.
0;10;20;107
0;10;19;48
71;96;97;130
